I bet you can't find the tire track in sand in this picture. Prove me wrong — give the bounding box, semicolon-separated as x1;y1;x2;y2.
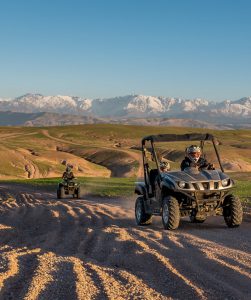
0;184;250;299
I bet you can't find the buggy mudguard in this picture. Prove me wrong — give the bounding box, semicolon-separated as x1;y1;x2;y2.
135;182;147;196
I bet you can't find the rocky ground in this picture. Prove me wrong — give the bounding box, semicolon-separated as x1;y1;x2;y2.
0;184;250;300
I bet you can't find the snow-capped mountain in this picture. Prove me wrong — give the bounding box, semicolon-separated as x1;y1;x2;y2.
211;97;251;117
0;94;251;122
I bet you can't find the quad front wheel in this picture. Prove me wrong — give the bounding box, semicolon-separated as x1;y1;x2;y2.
76;186;81;199
74;187;81;199
57;185;65;199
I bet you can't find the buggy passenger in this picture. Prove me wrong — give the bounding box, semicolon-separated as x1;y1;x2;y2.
160;161;171;173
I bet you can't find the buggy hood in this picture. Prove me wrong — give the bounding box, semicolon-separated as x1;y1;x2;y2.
163;168;228;182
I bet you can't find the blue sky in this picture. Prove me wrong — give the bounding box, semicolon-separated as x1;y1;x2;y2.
0;0;250;101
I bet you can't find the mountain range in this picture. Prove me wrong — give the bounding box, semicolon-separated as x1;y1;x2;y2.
0;93;251;128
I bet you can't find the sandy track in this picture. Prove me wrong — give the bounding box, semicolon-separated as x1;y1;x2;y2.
41;129;143;178
0;184;250;299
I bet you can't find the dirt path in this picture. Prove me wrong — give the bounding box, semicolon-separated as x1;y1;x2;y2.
41;130;83;146
42;129;143;177
0;184;250;299
0;132;38;141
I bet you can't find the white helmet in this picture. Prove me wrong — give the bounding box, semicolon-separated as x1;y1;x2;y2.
186;145;201;163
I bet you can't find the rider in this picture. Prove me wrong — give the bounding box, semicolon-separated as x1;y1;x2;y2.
62;164;75;181
180;145;214;171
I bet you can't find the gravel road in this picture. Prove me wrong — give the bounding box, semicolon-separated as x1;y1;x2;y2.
0;184;250;300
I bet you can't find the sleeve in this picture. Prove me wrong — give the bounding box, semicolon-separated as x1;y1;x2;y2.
180;159;190;171
198;158;214;169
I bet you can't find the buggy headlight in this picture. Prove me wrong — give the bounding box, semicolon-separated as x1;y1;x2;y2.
178;181;186;188
221;179;229;187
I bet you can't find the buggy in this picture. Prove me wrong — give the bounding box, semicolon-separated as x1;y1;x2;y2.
57;178;82;199
135;133;243;230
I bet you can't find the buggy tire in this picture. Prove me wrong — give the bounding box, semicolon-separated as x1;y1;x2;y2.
162;196;180;230
135;197;152;225
223;194;243;228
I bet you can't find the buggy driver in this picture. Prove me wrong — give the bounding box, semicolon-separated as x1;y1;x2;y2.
180;145;214;171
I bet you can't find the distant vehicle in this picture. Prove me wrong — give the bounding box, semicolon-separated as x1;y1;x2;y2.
57;178;81;199
135;133;243;230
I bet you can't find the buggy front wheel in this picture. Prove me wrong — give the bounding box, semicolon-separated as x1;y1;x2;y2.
162;196;180;230
223;194;243;228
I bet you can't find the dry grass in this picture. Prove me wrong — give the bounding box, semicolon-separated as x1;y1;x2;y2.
1;125;251;178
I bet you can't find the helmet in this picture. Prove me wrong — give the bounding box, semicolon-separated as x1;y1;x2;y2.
160;161;170;172
61;159;67;165
66;163;73;172
186;145;201;163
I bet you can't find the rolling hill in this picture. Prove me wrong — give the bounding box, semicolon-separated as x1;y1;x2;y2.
0;124;251;179
0;111;250;129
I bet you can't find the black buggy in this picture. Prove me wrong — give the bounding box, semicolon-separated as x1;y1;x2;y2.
57;179;82;199
135;133;243;230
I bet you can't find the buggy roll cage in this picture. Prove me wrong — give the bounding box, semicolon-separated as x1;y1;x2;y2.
141;133;224;177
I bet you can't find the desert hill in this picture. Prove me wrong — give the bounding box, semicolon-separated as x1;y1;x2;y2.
0;111;237;129
0;111;105;126
0;124;251;179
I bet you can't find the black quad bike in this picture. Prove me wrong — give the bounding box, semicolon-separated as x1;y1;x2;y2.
57;179;82;199
135;133;243;230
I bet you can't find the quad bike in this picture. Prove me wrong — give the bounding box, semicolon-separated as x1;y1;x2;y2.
135;133;243;230
57;178;82;199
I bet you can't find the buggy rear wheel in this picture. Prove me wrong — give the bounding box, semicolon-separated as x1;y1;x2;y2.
135;197;152;225
223;194;243;228
162;196;180;230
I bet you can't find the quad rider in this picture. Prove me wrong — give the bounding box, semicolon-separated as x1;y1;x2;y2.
180;145;214;171
62;164;75;182
57;162;81;199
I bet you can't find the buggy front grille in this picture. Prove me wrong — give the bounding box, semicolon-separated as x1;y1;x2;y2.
182;181;228;191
